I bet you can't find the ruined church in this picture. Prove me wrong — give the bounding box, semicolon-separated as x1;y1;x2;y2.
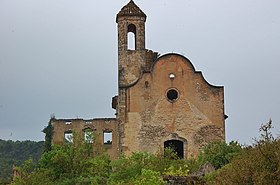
49;1;226;159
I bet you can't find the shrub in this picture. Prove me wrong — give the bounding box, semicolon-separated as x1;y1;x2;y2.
198;140;242;169
135;169;165;185
209;119;280;185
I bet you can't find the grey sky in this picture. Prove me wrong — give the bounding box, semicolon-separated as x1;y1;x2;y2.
0;0;279;145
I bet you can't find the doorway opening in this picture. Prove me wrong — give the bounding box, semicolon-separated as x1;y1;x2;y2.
164;140;184;159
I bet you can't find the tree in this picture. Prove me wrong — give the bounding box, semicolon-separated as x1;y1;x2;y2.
42;116;54;153
12;132;111;185
198;140;242;169
0;139;43;183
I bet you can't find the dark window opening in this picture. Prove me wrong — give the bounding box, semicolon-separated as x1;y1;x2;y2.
104;131;112;145
164;140;184;159
167;89;179;102
127;24;136;50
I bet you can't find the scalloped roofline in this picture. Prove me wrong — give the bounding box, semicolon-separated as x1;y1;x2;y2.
151;53;224;89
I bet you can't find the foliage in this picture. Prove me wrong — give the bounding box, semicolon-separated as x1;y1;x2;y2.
259;118;274;141
12;132;111;185
108;148;189;184
42;117;54;153
134;169;165;185
197;140;242;170
15;139;253;184
206;119;280;185
15;158;36;179
0;179;10;185
10;120;280;184
163;164;189;176
0;139;44;183
210;139;280;184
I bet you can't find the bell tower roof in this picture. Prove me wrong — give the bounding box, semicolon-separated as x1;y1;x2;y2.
116;0;146;23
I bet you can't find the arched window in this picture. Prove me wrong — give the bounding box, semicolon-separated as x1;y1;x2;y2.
127;24;136;50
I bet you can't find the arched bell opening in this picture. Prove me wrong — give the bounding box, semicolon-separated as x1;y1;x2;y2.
127;24;136;50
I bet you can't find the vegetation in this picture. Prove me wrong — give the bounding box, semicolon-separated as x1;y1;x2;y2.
0;139;44;184
195;140;242;170
205;119;280;185
11;133;189;185
42;117;54;153
3;119;279;184
108;148;189;184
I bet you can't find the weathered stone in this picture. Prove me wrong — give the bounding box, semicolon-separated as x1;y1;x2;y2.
194;125;224;149
49;1;226;159
51;118;119;159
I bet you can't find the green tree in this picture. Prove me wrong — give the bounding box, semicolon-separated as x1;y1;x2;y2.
197;140;242;170
42;117;54;153
12;132;111;185
0;139;43;183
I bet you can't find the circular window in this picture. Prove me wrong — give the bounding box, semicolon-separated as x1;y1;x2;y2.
166;89;179;102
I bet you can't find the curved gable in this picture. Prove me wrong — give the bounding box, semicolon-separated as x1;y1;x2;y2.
151;53;223;89
151;53;196;72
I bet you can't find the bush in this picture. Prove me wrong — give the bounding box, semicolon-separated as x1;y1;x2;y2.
108;149;190;184
12;132;111;185
135;169;165;185
197;140;242;170
208;120;280;185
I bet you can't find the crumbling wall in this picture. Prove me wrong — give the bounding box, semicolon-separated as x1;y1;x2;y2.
51;118;119;159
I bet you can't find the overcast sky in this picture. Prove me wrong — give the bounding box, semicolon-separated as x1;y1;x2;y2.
0;0;279;145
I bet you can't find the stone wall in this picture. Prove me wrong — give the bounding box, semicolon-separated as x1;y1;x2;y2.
49;1;225;160
121;54;225;158
51;118;119;159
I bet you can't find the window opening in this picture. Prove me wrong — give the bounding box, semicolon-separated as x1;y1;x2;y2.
167;89;179;102
128;32;135;50
65;121;72;125
64;131;73;143
164;140;184;159
169;73;175;80
84;128;94;143
103;131;112;145
127;24;136;50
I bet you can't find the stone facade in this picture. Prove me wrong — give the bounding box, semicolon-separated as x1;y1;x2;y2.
49;0;226;159
51;118;119;159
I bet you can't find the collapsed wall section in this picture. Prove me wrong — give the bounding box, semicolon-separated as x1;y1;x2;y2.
51;118;119;159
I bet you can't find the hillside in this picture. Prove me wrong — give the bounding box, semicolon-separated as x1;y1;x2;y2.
0;139;44;183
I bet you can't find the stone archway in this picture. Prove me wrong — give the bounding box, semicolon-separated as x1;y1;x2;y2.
164;140;184;159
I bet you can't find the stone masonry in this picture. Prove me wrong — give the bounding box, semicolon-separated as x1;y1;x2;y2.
49;0;226;159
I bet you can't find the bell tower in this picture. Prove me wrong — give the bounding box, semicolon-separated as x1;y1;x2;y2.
116;0;147;87
116;1;148;153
